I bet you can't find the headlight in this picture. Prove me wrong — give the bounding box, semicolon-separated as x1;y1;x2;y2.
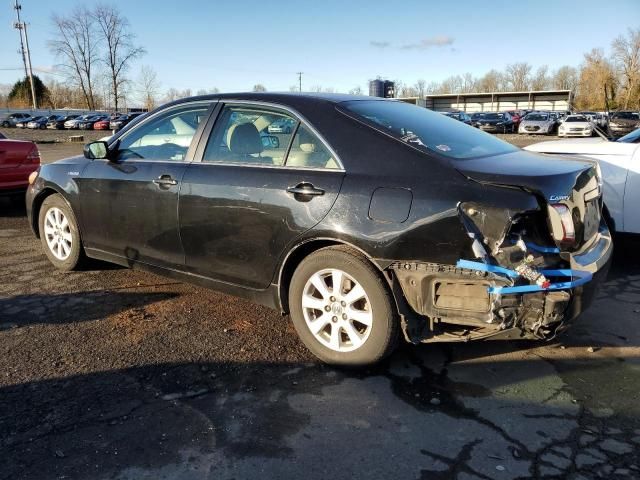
496;122;503;125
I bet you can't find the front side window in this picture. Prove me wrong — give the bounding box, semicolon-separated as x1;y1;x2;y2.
203;105;298;166
340;100;517;160
117;104;210;161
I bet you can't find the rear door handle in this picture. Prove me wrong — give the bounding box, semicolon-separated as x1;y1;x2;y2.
152;174;178;186
286;183;325;196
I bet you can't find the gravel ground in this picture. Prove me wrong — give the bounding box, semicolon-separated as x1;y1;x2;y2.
0;127;110;144
1;131;639;480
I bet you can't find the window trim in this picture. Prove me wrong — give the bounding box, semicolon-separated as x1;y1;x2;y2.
192;100;345;172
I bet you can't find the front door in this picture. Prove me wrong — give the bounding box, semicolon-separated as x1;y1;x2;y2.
78;102;213;267
179;103;344;289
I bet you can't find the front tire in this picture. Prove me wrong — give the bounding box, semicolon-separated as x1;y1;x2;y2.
38;194;85;271
289;246;399;366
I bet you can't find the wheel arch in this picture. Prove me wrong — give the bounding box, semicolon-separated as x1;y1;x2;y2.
602;202;616;234
277;237;386;314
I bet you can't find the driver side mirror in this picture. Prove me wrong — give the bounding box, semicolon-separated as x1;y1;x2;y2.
84;141;110;160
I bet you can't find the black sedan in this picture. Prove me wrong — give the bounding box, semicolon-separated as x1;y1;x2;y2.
608;111;640;137
78;115;109;130
46;115;79;130
109;112;145;131
472;111;515;133
26;93;612;365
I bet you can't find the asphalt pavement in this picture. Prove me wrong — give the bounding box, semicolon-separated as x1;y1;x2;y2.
1;141;639;480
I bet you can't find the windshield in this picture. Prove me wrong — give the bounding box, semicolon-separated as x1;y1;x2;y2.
566;116;588;122
617;128;640;143
525;113;548;121
340;100;518;160
482;113;505;120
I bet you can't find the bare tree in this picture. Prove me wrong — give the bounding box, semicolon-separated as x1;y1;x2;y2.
612;28;640;109
505;62;532;91
164;87;191;102
349;85;362;95
531;65;550;90
551;66;578;91
309;85;323;93
136;65;160;111
49;6;100;110
289;85;299;92
460;73;476;93
94;5;145;112
576;48;617;110
477;69;504;92
414;79;426;98
400;85;418;97
253;84;267;92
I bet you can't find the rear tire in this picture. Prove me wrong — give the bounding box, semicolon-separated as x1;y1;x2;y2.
38;194;85;271
289;246;399;366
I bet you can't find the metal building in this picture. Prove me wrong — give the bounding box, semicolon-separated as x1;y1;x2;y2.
419;90;573;113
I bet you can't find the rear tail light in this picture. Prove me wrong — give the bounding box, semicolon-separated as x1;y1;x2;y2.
26;145;40;164
551;204;575;244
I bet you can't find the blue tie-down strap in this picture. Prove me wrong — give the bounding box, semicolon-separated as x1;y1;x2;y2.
456;259;593;294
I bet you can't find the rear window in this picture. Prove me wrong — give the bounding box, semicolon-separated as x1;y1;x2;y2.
339;100;517;160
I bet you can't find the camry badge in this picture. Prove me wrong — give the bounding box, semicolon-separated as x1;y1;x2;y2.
549;195;569;202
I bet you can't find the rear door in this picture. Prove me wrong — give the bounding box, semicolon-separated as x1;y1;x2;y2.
179;102;345;289
78;101;214;267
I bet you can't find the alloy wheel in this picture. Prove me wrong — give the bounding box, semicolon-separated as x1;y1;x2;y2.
43;207;73;261
301;268;373;352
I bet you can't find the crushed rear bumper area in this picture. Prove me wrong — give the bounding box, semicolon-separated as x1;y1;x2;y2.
390;226;612;343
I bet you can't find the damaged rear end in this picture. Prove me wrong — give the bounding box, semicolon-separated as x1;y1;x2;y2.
392;150;612;343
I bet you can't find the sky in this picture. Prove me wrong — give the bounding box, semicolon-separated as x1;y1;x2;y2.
0;0;639;97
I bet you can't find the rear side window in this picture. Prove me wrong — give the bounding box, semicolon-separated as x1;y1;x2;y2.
203;105;298;166
286;125;339;169
340;100;517;160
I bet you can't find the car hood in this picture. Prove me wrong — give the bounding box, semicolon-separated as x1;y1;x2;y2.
477;119;506;124
561;122;591;128
521;120;553;126
610;118;640;126
452;149;596;201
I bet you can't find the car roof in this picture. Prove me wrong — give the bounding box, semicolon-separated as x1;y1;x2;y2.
165;92;384;109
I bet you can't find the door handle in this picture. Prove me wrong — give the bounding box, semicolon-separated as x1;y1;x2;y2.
286;183;325;196
152;175;178;186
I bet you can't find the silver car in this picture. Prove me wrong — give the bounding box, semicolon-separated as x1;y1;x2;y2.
518;112;556;135
1;112;31;128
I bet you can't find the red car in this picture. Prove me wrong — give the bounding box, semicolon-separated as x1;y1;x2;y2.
0;136;40;197
93;119;111;130
506;110;524;130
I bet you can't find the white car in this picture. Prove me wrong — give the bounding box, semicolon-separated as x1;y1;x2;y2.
558;115;594;137
524;129;640;234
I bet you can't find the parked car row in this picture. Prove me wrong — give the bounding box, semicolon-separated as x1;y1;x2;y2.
443;108;640;138
1;111;146;132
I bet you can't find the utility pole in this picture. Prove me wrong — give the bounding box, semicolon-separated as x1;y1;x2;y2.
13;0;28;81
297;72;303;92
13;0;37;109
